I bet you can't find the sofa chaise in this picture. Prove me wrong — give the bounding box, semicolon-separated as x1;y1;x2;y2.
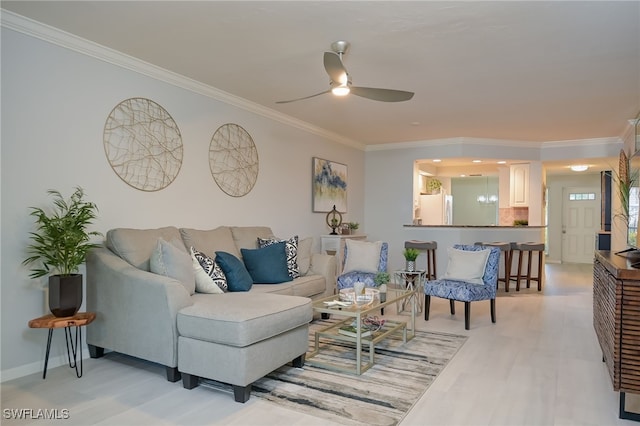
86;226;336;402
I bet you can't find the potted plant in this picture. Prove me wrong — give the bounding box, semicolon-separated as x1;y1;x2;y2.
374;272;390;302
427;178;442;194
23;187;101;317
348;222;359;233
403;248;420;272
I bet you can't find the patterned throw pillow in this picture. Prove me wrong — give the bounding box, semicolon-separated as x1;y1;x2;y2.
257;235;300;278
190;247;228;292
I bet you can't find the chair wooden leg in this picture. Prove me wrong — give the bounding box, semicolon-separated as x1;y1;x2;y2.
490;298;496;323
450;299;455;315
537;251;543;291
526;250;533;288
424;295;431;320
504;251;511;292
516;250;523;291
464;302;470;330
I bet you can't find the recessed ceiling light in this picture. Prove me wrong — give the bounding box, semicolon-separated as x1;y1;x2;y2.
497;161;507;164
432;159;442;163
570;165;589;172
472;160;482;163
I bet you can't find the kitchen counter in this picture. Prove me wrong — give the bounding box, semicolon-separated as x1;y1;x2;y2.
404;225;547;228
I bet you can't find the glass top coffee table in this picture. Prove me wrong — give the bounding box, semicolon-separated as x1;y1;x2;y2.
307;286;416;375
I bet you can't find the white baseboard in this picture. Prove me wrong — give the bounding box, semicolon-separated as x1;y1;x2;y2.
1;351;91;383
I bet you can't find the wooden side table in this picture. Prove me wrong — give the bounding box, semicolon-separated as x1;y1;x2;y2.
28;312;96;379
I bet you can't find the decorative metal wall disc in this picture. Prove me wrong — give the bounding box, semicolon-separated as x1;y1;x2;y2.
209;123;259;197
103;97;183;191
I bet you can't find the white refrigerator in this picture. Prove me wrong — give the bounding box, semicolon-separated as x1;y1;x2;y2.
419;193;453;225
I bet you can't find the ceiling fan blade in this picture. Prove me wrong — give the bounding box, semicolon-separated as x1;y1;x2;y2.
323;52;348;84
275;90;330;104
350;86;414;102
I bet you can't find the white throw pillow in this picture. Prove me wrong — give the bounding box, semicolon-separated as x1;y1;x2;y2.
342;240;382;274
297;237;313;275
443;247;490;285
190;247;224;294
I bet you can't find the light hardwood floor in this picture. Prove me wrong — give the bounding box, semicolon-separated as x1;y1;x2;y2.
2;263;638;425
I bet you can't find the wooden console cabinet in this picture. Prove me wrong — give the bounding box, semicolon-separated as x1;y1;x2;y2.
593;250;640;420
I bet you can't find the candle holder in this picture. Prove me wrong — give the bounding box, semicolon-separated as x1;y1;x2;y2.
325;205;343;235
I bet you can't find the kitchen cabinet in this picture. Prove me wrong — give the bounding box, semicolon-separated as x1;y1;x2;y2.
510;163;530;207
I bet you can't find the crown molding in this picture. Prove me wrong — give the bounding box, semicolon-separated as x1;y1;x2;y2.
1;10;364;150
366;137;543;152
368;134;624;152
540;136;622;148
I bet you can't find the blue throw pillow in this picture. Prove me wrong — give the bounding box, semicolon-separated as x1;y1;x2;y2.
214;251;253;292
241;241;293;284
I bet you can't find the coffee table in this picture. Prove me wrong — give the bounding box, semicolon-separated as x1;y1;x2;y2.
307;286;416;375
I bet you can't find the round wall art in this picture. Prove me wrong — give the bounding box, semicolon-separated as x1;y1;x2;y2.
209;123;259;197
103;97;183;191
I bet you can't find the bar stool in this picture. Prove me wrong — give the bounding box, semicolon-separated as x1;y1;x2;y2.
404;240;437;280
474;242;513;292
512;242;545;291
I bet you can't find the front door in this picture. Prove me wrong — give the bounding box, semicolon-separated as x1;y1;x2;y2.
562;186;600;263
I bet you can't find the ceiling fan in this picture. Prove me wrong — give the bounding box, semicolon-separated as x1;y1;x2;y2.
276;41;414;104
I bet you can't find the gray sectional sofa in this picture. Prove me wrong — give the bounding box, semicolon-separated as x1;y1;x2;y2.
86;226;336;402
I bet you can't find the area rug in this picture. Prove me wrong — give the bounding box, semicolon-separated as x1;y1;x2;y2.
251;320;467;426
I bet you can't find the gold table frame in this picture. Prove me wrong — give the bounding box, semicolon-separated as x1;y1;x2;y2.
307;287;416;375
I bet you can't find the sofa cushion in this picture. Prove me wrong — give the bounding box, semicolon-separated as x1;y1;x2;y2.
230;226;274;253
289;274;327;297
249;282;295;296
241;242;293;284
150;238;196;294
297;237;312;275
180;227;239;259
107;226;182;271
215;251;253;292
258;235;300;278
190;247;227;293
178;293;312;347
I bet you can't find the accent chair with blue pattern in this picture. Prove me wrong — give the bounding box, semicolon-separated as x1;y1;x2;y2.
336;242;388;290
423;244;500;330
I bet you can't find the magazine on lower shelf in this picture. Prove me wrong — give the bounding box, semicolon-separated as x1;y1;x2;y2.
338;325;372;338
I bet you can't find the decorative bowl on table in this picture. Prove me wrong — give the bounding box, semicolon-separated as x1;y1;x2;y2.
339;288;380;305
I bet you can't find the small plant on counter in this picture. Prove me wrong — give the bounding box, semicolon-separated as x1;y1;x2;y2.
347;222;359;231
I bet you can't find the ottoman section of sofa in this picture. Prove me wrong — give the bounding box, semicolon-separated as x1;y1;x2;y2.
176;292;312;402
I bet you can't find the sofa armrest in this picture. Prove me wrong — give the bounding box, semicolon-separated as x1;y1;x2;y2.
86;246;193;368
308;253;337;297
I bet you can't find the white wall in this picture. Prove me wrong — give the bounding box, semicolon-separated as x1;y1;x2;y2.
1;28;365;378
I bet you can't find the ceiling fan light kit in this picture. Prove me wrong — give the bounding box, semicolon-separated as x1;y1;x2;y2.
276;40;414;104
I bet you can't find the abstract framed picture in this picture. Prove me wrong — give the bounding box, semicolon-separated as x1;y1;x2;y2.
312;157;347;212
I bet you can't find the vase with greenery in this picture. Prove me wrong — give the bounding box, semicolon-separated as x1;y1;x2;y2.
23;187;101;317
403;248;419;272
374;271;390;302
427;178;442;194
612;150;640;227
